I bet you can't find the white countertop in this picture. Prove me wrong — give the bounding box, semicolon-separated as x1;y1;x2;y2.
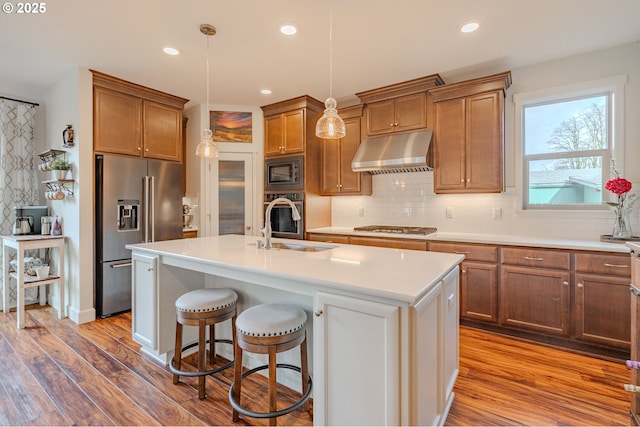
127;234;463;305
307;227;631;253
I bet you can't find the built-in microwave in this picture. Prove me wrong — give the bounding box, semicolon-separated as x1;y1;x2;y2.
265;155;303;192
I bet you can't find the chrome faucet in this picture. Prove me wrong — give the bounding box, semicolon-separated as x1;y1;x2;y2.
261;197;301;249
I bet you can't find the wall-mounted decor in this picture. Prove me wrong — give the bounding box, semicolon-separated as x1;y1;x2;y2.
210;111;252;142
62;124;74;148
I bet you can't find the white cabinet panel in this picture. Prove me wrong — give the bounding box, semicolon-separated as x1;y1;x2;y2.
131;253;157;349
314;292;400;426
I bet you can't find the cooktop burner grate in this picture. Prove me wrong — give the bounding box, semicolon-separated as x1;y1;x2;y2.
353;225;437;235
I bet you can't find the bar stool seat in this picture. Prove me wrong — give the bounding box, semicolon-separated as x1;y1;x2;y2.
229;303;312;425
170;288;237;399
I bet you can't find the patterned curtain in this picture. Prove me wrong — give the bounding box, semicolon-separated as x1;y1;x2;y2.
0;98;40;306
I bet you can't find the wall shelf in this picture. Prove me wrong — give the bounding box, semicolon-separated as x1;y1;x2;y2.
42;179;75;196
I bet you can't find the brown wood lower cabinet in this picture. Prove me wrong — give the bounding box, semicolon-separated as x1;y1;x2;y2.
428;242;498;323
308;233;631;357
500;265;570;336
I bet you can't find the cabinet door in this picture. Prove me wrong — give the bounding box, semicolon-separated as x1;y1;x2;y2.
143;101;182;162
264;115;284;156
320;135;341;194
434;98;466;192
461;261;498;323
314;292;400;426
337;117;364;194
131;253;157;350
366;98;396;135
574;273;631;349
395;92;427;132
412;282;443;426
465;91;503;192
500;265;570;336
94;86;142;156
283;109;304;154
442;268;459;406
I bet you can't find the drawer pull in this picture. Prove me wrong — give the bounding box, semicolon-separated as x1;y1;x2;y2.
523;256;544;261
603;263;629;268
627;360;640;369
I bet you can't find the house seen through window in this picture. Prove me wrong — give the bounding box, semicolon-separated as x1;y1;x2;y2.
522;91;612;210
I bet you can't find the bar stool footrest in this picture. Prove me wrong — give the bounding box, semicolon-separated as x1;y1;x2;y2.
169;338;234;377
228;363;313;419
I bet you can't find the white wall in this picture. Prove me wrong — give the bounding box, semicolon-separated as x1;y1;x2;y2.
185;103;264;237
331;43;640;241
41;67;95;324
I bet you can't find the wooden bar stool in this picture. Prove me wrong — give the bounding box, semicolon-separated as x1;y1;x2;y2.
229;303;312;426
170;288;237;400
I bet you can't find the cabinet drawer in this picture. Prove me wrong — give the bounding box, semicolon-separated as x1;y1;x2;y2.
501;247;569;270
349;236;427;251
574;252;631;277
306;233;350;244
429;242;497;263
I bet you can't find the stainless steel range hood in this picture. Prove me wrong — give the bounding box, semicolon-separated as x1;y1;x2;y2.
351;129;433;174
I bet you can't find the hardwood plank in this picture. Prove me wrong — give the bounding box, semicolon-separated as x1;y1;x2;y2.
0;305;631;426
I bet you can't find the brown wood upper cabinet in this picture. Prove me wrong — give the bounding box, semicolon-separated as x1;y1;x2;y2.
320;105;371;196
262;96;324;157
431;71;511;194
356;74;444;137
92;70;188;162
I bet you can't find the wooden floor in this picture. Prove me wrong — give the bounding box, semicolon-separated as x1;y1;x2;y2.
0;305;632;426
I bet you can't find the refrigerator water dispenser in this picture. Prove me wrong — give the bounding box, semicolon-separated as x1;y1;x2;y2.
117;200;139;231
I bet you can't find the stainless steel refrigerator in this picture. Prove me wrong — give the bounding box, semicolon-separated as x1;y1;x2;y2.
95;154;183;317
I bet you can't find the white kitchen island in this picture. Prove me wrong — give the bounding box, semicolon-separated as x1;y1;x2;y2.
127;234;463;426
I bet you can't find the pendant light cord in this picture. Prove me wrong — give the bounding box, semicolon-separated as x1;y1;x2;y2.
329;9;333;99
206;34;210;115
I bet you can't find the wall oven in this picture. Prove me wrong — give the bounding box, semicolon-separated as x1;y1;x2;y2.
265;155;303;192
264;193;304;240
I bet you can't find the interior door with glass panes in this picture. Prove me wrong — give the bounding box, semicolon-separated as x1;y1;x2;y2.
209;152;255;236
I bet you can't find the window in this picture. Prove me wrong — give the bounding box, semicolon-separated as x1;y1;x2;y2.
515;76;625;210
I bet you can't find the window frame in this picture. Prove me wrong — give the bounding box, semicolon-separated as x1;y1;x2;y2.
514;75;626;212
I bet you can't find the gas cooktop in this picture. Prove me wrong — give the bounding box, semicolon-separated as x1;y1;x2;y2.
353;225;437;235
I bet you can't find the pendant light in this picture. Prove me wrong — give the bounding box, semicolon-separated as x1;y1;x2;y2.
315;9;346;139
195;24;219;158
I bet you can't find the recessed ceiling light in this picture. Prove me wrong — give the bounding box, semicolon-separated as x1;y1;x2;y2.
280;24;297;36
163;47;180;56
460;22;479;33
261;89;272;95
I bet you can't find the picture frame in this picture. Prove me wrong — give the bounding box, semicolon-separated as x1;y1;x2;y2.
209;111;252;142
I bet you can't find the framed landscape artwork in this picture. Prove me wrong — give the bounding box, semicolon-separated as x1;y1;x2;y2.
210;111;252;142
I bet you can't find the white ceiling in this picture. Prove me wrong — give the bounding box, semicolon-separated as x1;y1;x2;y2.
1;0;639;108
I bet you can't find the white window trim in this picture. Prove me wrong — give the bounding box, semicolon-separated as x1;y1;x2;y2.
513;75;627;215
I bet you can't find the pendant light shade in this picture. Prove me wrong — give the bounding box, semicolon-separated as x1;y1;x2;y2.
315;9;345;140
315;97;346;139
195;24;219;158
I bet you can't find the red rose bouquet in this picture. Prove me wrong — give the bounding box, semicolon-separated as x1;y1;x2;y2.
605;160;637;239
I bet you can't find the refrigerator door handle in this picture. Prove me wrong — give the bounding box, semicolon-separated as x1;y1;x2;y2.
144;176;150;243
150;175;155;242
110;261;133;268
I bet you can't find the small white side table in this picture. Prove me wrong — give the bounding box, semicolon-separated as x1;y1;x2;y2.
2;234;66;329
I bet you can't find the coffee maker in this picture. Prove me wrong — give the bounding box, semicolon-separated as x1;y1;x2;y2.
12;206;49;235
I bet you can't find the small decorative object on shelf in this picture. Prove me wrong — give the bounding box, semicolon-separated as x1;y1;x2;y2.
605;159;637;240
62;124;74;148
51;215;62;236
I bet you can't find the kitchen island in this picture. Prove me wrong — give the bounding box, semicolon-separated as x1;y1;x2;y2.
127;234;463;426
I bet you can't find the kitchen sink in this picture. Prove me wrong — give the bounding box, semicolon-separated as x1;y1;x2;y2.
252;241;337;252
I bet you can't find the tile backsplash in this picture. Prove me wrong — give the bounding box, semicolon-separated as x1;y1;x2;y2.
330;171;639;241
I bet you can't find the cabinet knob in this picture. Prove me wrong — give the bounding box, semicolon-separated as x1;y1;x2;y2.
577;283;584;288
389;123;395;127
314;309;323;317
562;281;569;286
137;147;142;151
147;267;154;272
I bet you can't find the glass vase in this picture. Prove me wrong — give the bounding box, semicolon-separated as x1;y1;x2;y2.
611;207;633;239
